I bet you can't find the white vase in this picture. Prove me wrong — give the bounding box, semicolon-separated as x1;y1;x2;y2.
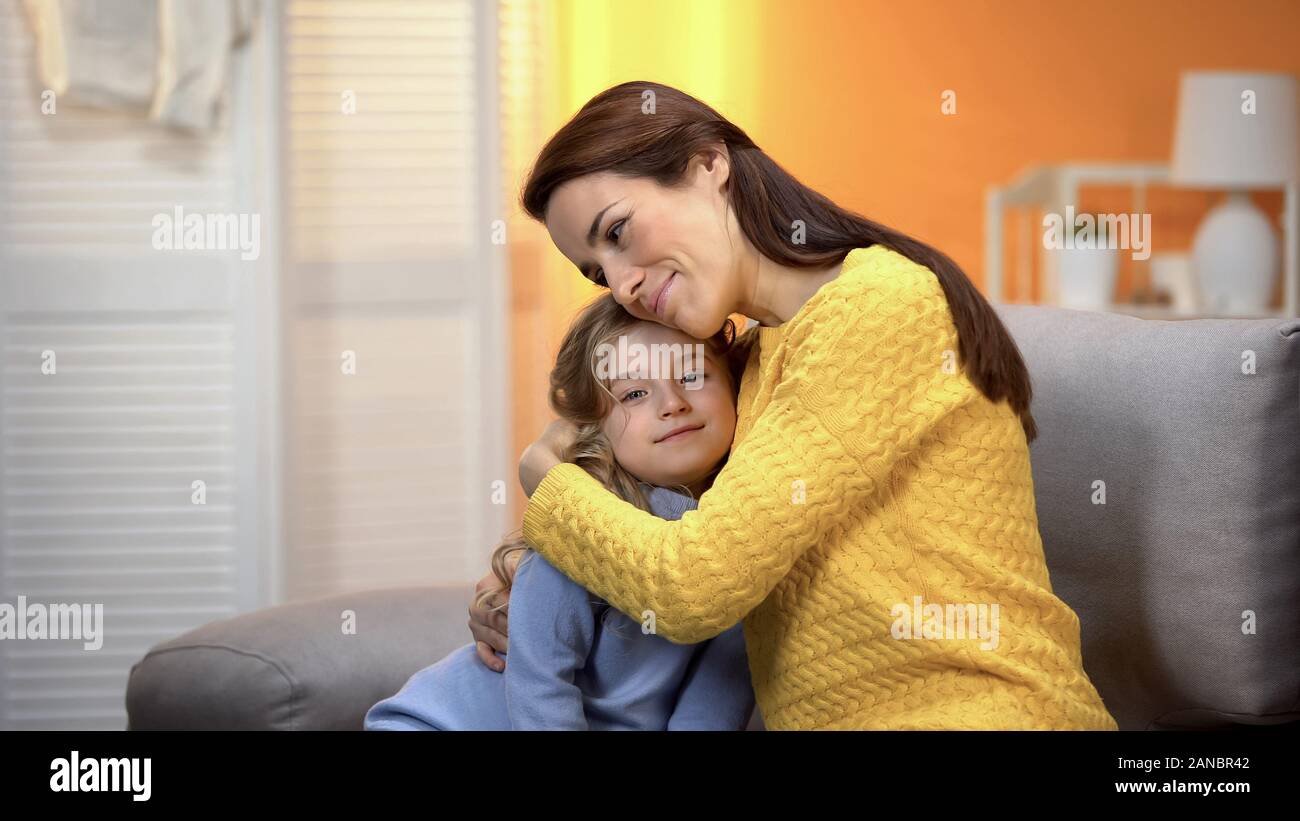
1190;191;1278;315
1054;244;1119;311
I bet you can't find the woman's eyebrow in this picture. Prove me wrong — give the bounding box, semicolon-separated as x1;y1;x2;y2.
586;199;624;247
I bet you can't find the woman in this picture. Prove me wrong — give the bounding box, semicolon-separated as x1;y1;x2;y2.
470;80;1117;730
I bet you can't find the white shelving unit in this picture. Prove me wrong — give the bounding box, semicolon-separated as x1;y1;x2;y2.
984;162;1299;319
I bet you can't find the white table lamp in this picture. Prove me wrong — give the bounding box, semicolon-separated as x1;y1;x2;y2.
1171;71;1299;314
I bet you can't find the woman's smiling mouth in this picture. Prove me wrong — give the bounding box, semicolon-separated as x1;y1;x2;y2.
653;272;678;318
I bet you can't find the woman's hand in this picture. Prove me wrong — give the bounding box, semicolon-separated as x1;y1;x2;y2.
518;418;578;497
469;549;523;672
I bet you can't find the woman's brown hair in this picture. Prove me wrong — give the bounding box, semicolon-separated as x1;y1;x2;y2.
475;292;752;614
520;80;1037;444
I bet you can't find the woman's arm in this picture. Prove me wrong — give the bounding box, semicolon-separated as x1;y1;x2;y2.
519;420;575;497
523;264;974;644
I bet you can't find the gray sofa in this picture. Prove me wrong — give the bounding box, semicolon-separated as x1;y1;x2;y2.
126;304;1300;730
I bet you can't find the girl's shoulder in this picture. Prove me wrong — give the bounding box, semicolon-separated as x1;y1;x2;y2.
640;484;699;521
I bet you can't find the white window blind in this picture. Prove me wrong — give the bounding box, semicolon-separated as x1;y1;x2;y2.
280;0;508;600
0;2;269;729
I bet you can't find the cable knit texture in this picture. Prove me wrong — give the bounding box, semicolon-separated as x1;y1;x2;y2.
523;245;1118;730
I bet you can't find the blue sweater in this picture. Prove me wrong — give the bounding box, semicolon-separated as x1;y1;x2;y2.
364;485;755;731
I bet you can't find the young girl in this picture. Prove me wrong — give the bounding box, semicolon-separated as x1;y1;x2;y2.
364;293;758;730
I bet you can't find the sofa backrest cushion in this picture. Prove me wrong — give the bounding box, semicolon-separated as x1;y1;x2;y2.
994;304;1300;730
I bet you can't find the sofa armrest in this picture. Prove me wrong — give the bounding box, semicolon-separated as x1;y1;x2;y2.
127;585;475;730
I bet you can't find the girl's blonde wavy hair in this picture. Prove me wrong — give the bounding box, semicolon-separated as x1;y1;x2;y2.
474;292;755;616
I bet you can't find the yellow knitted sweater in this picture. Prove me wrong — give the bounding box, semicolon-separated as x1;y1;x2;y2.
523;245;1118;730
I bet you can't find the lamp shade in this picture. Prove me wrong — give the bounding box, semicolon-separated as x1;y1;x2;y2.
1171;71;1299;187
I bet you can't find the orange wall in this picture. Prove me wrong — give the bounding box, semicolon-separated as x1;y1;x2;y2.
505;0;1300;522
752;0;1299;299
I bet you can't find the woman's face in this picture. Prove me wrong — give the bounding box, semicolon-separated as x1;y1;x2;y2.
599;321;737;493
544;151;744;340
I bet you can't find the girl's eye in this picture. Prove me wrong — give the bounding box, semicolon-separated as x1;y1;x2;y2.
622;388;646;402
682;371;703;385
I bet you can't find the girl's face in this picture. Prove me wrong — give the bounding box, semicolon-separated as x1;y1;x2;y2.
599;321;737;495
544;151;745;341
